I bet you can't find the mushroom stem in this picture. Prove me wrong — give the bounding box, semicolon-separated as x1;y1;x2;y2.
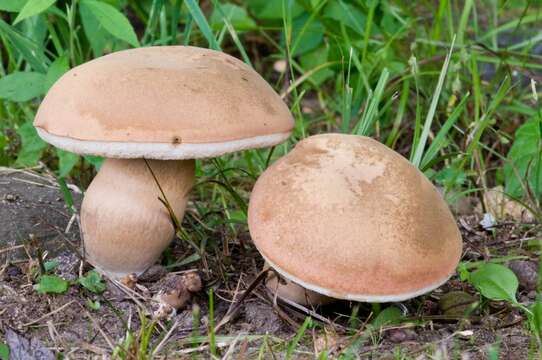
265;264;333;306
81;158;195;278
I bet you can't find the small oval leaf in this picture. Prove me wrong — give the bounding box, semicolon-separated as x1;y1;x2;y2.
0;72;46;102
35;275;69;294
79;0;139;47
470;263;518;302
13;0;57;25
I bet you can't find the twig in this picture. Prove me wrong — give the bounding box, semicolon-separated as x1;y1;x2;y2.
0;244;25;254
152;319;179;356
23;300;75;327
82;305;116;352
221;333;242;360
214;268;270;332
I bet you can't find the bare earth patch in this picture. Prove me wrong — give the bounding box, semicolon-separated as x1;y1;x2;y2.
0;171;540;358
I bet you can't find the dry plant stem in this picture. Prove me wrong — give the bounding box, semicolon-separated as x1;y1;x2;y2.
81;158;195;278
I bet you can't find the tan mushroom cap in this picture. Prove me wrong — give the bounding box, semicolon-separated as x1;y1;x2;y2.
34;46;294;159
248;134;463;302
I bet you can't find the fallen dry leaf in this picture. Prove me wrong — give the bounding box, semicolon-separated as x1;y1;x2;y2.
482;186;534;222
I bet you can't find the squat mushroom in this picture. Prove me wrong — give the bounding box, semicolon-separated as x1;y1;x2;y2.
248;134;462;304
34;46;294;278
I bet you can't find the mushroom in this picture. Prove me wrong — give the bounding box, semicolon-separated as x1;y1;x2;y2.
34;46;294;278
248;134;462;304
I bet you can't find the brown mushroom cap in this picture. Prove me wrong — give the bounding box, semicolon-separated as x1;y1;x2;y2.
248;134;463;302
34;46;293;159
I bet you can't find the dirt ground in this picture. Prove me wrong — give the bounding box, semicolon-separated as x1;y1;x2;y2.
0;170;540;359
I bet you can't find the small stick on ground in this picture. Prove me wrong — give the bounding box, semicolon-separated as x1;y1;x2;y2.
152;319;179;356
81;304;116;352
214;268;270;332
23;300;76;327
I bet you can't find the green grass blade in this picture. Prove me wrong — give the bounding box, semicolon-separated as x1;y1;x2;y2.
386;78;410;147
420;92;470;169
341;48;354;133
457;0;473;45
411;35;456;168
141;0;164;44
210;0;251;66
184;0;220;50
0;18;49;72
466;76;512;155
286;317;311;359
209;288;216;357
353;68;390;136
13;0;56;25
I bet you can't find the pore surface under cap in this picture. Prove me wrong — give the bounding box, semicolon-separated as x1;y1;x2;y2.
37;128;291;160
34;46;294;158
248;134;463;302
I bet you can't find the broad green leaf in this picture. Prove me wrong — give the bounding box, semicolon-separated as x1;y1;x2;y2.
79;0;139;47
79;270;106;293
86;299;101;310
57;177;74;210
247;0;303;20
210;3;256;30
371;306;403;329
15;121;47;166
44;260;59;272
457;262;470;282
504;116;542;199
0;342;8;360
470;263;518;302
84;155;104;169
14;0;56;25
289;14;324;56
0;134;8;166
0;18;49;72
79;0;111;56
20;8;48;46
299;46;334;85
56;149;79;177
36;275;69;294
380;12;402;35
323;1;366;35
0;0;27;11
530;298;542;340
44;54;69;91
0;72;46;102
434;165;467;186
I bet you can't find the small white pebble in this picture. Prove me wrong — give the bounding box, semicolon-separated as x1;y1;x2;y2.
479;212;496;230
273;60;287;73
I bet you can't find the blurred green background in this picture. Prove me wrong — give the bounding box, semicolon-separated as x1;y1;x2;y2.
0;0;541;219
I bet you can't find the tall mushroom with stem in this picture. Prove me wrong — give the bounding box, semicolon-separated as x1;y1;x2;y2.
34;46;294;278
248;134;463;306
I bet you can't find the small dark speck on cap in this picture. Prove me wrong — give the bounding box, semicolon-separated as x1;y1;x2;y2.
172;136;182;145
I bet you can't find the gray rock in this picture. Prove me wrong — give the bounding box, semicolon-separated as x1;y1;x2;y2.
5;328;54;360
0;169;82;263
387;328;417;343
509;260;538;291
